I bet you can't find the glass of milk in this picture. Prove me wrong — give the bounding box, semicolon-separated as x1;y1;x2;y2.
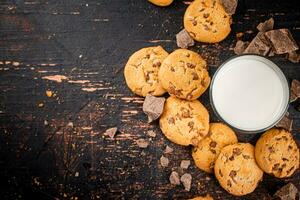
210;55;290;133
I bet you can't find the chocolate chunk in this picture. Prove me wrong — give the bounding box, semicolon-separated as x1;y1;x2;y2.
180;173;192;191
143;95;165;123
265;29;299;54
274;183;298;200
169;171;180;185
234;40;249;55
257;18;274;32
103;127;118;139
147;130;156;138
180;160;191;169
160;155;169;167
288;51;300;63
176;29;195;49
244;32;271;56
276;114;293;132
136;139;149;148
210;141;217;148
290;79;300;102
164;145;174;154
220;0;238;15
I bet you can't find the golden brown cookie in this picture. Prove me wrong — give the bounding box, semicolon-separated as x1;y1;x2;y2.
189;194;214;200
124;46;169;97
192;123;238;173
214;143;263;196
255;128;299;178
184;0;231;43
148;0;173;6
159;96;209;146
158;49;210;100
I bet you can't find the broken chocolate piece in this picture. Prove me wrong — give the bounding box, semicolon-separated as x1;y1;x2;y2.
103;127;118;139
244;32;271;56
169;171;180;185
288;51;300;63
164;145;174;154
176;29;195;49
160;155;169;167
290;79;300;102
180;173;192;191
265;29;299;54
257;18;274;32
136;139;149;148
220;0;238;15
276;114;293;132
143;95;165;123
180;160;191;169
147;130;156;137
274;183;298;200
234;40;249;55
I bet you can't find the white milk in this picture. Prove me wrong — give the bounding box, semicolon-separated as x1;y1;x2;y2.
211;55;289;132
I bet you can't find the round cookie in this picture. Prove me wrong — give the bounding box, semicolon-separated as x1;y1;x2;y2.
124;46;168;97
158;49;210;100
159;96;209;146
184;0;231;43
255;128;299;178
214;143;263;196
148;0;173;6
192;123;238;173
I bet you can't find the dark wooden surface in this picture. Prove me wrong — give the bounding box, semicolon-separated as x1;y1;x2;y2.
0;0;300;199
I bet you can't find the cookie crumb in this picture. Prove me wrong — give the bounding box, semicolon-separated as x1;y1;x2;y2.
147;130;156;138
104;127;118;139
164;145;174;154
180;173;192;191
290;79;300;102
160;155;169;167
176;29;195;49
275;114;293;132
169;171;180;185
180;160;191;169
244;32;271;56
287;51;300;63
257;18;274;32
274;183;298;200
265;29;299;54
136;139;149;148
234;40;249;55
143;95;165;123
220;0;238;15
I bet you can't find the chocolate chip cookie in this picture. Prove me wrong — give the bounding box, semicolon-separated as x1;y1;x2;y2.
124;46;169;97
214;143;263;196
148;0;173;6
255;128;299;178
184;0;231;43
159;96;209;146
158;49;210;100
192;123;238;173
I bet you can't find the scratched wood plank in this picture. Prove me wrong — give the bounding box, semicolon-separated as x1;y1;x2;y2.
0;0;300;199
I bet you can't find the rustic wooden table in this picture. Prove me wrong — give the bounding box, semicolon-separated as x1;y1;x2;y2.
0;0;299;199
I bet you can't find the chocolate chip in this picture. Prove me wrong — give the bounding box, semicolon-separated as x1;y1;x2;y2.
136;139;149;148
265;29;299;54
176;29;195;49
188;121;194;132
153;61;161;67
234;40;249;55
199;8;205;12
287;51;300;63
243;154;251;159
209;141;217;148
164;145;174;154
191;72;199;80
180;160;191;169
274;183;298;200
143;95;165;123
275;114;293;132
232;148;242;156
210;149;217;154
257;18;274;32
220;0;238;15
229;170;237;181
227;179;232;187
290;79;300;102
186;63;196;69
103;127;118;139
244;32;271;56
203;13;210;18
169;171;180;185
168;82;183;96
180;173;192;191
160;155;169;167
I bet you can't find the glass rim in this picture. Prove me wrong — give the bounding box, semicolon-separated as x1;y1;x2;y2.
209;54;290;134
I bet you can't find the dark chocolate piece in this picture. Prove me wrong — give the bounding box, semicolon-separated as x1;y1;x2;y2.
180;160;191;169
274;183;298;200
290;79;300;102
176;29;195;49
288;51;300;63
180;173;192;191
244;32;271;56
160;155;169;167
164;145;174;154
104;127;118;139
275;114;293;132
220;0;238;15
143;95;165;123
257;18;274;32
234;40;249;55
169;171;180;185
